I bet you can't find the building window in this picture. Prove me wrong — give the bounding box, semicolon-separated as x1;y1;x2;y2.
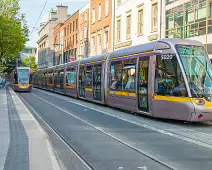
64;27;66;37
92;36;96;53
105;0;109;17
126;15;131;39
76;34;78;44
70;37;72;46
166;0;209;39
138;9;143;35
84;25;87;38
104;30;109;49
117;0;121;6
81;14;84;24
73;21;75;31
76;19;78;30
70;23;72;33
98;4;102;21
93;8;96;24
67;25;69;35
116;19;121;42
80;29;83;41
73;35;74;46
98;34;102;54
152;3;158;32
85;12;87;21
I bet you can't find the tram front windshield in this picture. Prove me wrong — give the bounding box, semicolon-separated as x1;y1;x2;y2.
18;69;29;84
176;45;212;100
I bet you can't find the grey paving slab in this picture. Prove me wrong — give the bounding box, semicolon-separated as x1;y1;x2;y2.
20;91;170;170
3;88;60;170
0;88;10;170
26;89;212;170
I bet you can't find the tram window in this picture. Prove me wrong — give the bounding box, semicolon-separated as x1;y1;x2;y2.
110;58;136;92
60;71;64;89
86;65;93;88
67;68;76;86
155;55;187;97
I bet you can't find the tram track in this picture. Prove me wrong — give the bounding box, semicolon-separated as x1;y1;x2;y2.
16;88;212;170
17;92;95;170
17;91;173;170
32;89;212;149
33;88;212;150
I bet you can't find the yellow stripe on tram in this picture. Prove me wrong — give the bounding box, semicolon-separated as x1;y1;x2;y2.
154;96;191;103
85;88;92;92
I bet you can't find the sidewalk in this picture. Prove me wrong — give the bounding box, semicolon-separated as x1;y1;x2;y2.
0;87;60;170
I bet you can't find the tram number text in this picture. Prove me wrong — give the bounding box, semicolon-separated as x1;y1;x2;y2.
161;55;173;60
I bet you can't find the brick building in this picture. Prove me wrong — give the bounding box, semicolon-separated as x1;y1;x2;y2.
62;11;80;63
90;0;113;57
79;3;90;59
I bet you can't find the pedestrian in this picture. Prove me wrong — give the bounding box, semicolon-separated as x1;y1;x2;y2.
2;79;6;88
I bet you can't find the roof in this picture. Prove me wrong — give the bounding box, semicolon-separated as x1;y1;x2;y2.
110;38;204;59
79;54;108;64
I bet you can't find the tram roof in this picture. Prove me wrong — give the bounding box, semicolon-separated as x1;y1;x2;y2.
79;54;108;64
109;38;204;59
16;67;31;70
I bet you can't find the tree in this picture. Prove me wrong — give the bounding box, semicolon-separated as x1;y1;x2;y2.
0;0;29;74
23;56;38;72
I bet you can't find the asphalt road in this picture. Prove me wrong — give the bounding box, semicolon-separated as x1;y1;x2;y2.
18;88;212;170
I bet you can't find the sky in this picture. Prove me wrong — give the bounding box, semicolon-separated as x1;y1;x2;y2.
19;0;89;47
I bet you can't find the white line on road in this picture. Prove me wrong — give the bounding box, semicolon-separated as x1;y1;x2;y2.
33;88;212;150
30;92;174;169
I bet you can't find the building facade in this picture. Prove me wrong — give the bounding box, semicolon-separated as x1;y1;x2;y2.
114;0;165;50
90;0;113;57
61;11;80;63
20;47;37;62
79;3;90;59
37;6;68;69
165;0;212;58
53;23;64;65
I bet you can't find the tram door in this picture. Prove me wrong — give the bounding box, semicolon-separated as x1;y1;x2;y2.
79;66;86;97
138;57;149;112
93;64;102;101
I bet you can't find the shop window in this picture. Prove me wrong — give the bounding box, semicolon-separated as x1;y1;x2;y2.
155;55;187;97
110;58;136;92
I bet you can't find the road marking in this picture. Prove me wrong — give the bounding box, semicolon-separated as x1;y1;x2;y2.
18;93;93;170
31;92;174;169
138;166;148;170
33;88;212;150
118;167;123;169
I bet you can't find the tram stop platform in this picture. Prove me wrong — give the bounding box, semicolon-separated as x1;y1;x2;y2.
0;87;60;170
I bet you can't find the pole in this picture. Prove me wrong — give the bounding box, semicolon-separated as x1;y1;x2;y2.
206;0;209;51
159;0;162;39
113;0;115;51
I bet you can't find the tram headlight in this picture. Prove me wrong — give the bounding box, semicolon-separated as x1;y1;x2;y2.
195;99;205;105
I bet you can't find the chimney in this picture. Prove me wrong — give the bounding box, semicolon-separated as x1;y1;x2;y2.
56;5;68;22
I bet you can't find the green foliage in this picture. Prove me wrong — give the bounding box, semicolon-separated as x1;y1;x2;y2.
0;0;29;74
23;56;38;72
